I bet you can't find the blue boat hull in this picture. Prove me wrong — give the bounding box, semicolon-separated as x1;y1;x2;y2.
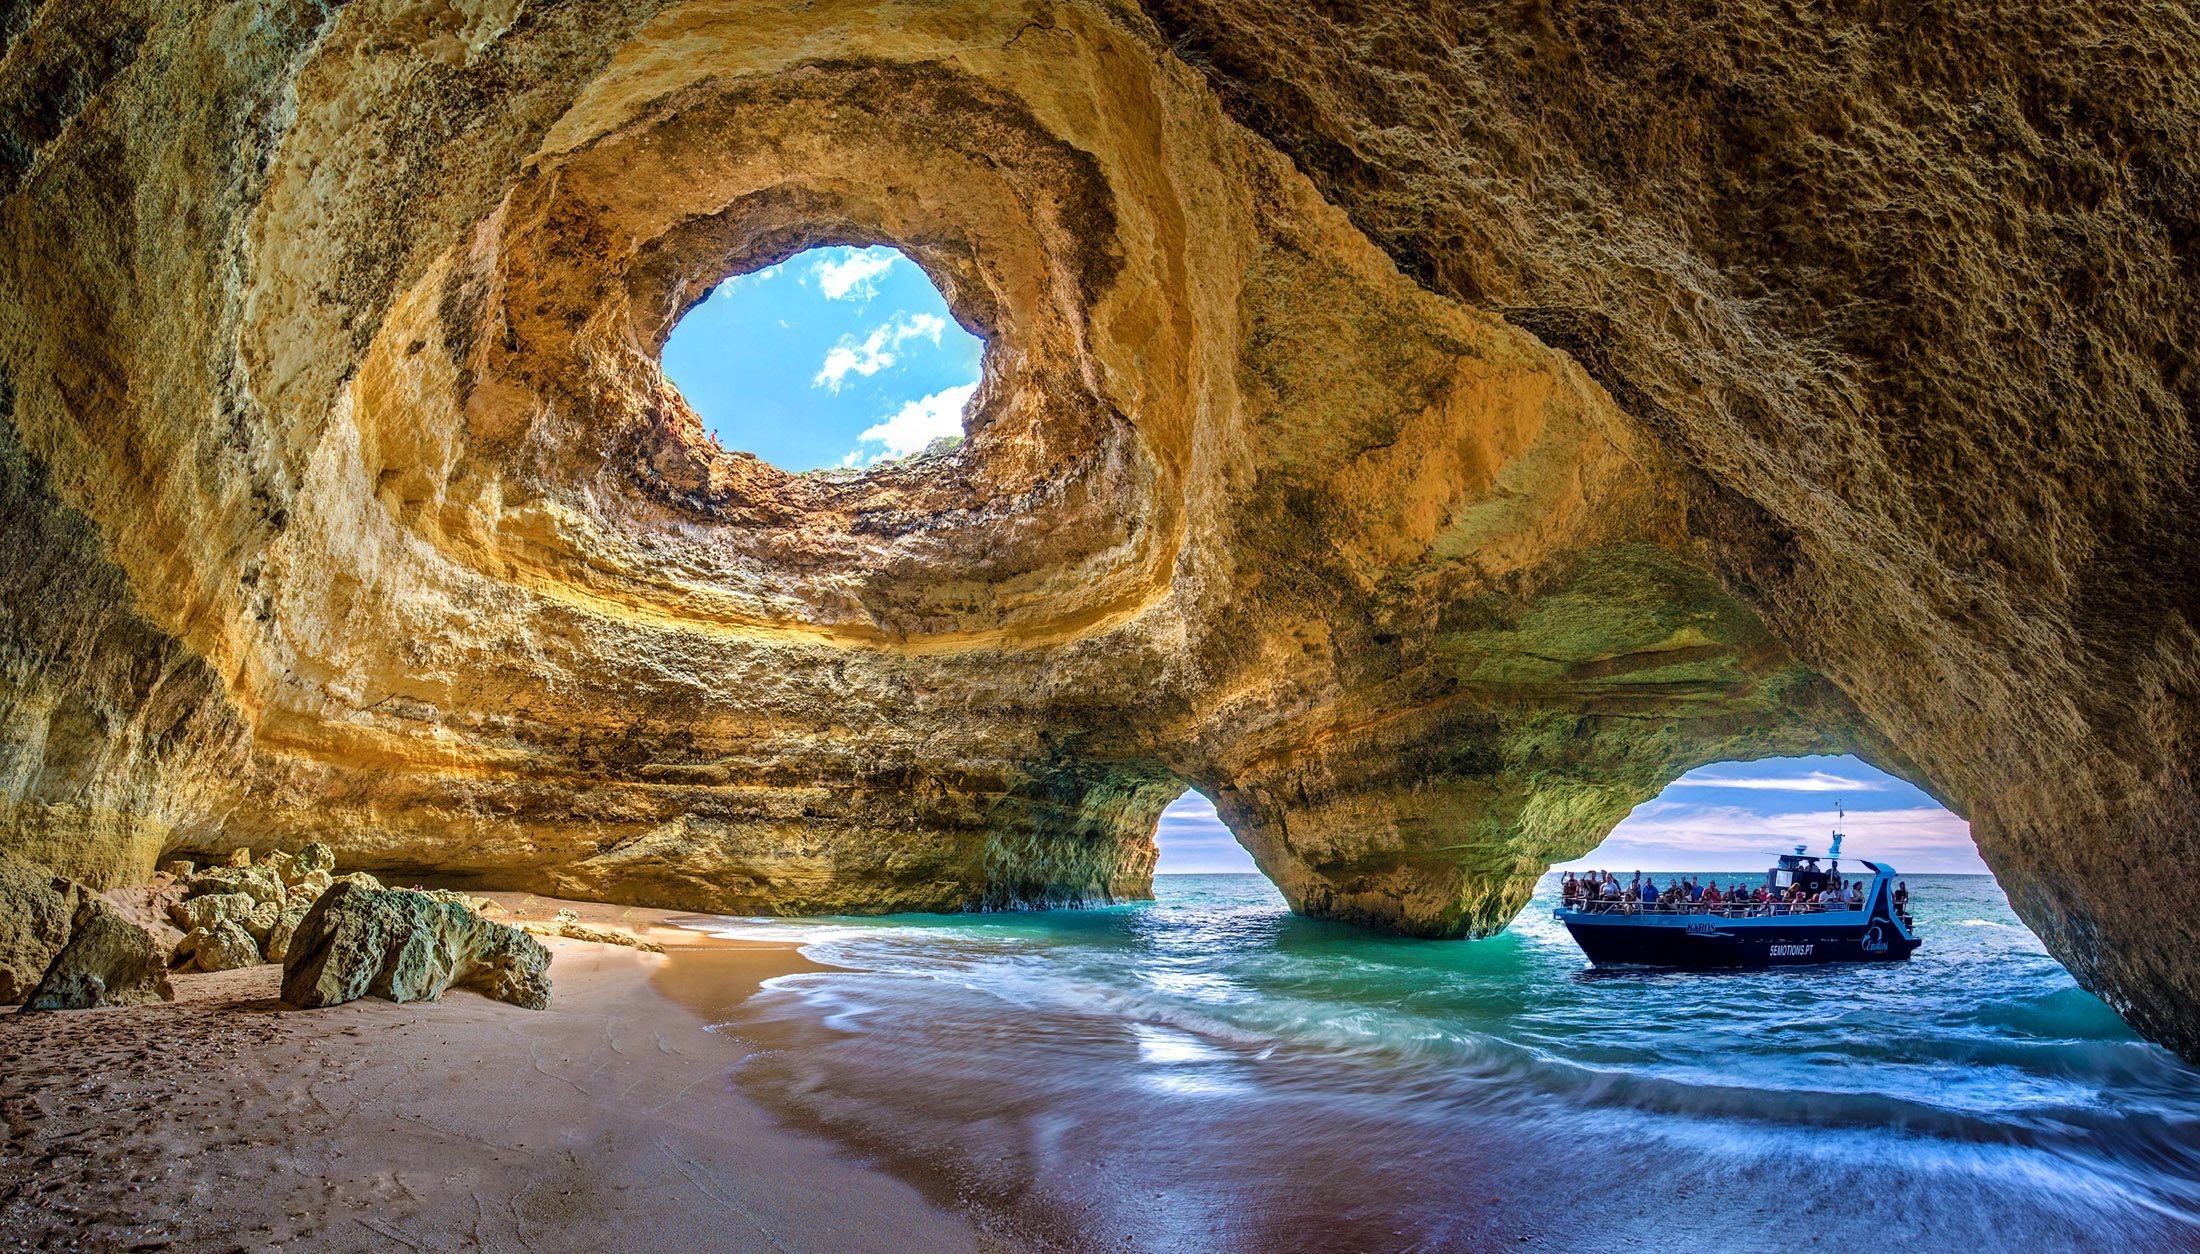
1558;913;1920;968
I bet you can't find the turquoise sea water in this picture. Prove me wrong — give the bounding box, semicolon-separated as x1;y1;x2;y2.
698;874;2200;1251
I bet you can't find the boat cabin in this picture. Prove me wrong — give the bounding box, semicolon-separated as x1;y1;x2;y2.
1769;847;1840;897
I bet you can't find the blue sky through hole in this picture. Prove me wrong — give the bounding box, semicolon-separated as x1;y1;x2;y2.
1154;754;1985;876
661;245;984;471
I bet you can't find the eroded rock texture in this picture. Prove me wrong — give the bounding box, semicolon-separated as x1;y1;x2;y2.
0;3;2192;1052
280;883;552;1011
22;896;175;1010
0;849;82;1003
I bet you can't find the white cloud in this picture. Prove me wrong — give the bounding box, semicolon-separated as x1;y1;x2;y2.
811;249;897;300
841;383;977;464
898;312;947;345
812;313;954;392
1666;769;1885;793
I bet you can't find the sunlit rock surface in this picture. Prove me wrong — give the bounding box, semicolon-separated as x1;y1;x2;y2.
0;850;83;1003
22;896;175;1010
0;2;2191;1054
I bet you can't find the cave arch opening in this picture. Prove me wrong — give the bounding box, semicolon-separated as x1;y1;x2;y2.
1152;787;1260;877
659;244;985;473
1545;753;2083;962
1554;754;1982;880
1535;752;2151;1039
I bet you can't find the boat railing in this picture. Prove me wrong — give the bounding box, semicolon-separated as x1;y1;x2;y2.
1557;899;1859;918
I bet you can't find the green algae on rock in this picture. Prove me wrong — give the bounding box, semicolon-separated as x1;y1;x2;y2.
280;883;552;1011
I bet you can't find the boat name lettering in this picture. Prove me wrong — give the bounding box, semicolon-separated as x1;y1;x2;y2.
1768;944;1814;957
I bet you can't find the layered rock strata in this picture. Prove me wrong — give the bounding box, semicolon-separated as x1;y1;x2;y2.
0;2;2191;1054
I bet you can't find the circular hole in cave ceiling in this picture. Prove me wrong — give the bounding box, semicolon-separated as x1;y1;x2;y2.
660;244;985;474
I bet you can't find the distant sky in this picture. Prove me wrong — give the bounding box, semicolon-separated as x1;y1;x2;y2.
661;245;984;471
1552;754;1984;873
1155;755;1984;876
1154;791;1255;874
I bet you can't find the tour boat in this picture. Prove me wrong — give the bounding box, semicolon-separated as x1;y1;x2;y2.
1555;832;1921;968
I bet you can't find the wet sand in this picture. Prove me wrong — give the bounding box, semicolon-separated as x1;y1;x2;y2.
0;893;983;1252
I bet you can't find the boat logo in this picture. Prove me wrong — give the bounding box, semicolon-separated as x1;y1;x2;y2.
1862;924;1889;954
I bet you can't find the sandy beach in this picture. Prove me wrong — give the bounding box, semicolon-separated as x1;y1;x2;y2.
0;894;984;1252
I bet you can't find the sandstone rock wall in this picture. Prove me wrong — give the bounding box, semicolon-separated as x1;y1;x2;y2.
1135;0;2199;1051
0;2;2191;1054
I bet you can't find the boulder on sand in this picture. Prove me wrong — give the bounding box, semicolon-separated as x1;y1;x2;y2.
169;891;258;934
177;920;264;972
264;900;313;963
185;865;286;906
290;842;336;878
0;850;83;1004
281;882;551;1010
22;898;176;1009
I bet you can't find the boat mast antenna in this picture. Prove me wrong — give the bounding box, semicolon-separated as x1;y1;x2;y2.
1830;800;1844;860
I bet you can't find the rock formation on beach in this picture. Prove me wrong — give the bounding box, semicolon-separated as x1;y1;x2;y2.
21;896;175;1010
1;848;176;1009
162;842;350;970
0;2;2192;1054
280;882;552;1011
0;851;82;1003
0;840;520;1009
520;908;665;954
141;842;546;1009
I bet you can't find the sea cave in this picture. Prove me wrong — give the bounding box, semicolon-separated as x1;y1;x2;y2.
1;1;2195;1247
